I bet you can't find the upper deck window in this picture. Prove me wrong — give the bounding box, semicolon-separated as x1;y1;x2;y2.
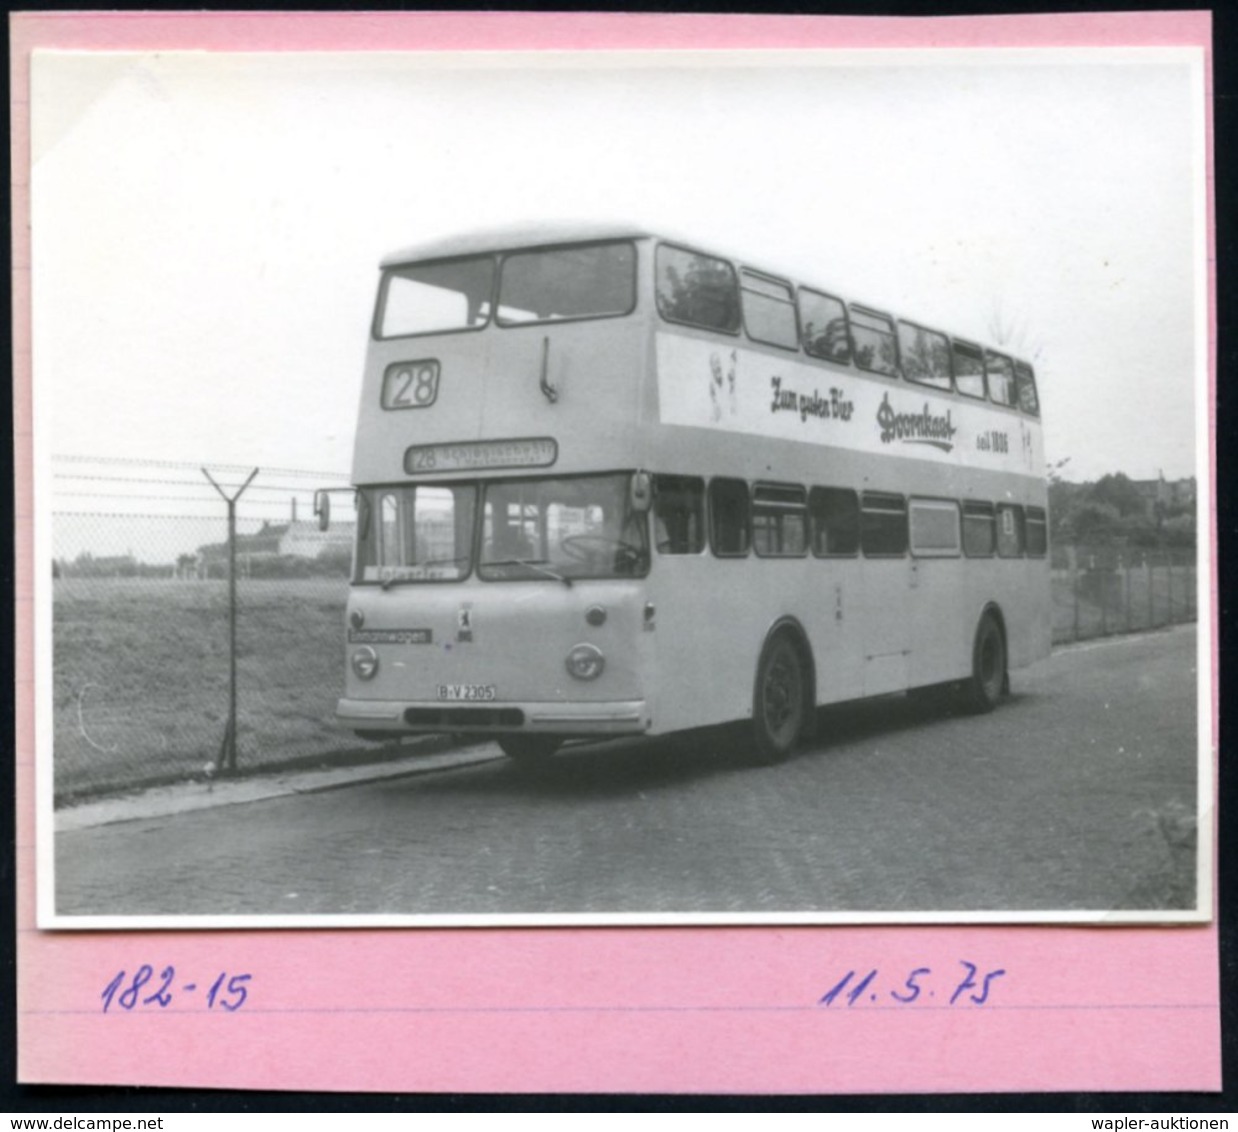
952;340;987;400
656;245;741;334
1014;361;1041;416
985;350;1018;408
497;242;637;325
849;306;899;377
799;289;851;365
377;256;495;339
898;321;952;391
741;271;798;350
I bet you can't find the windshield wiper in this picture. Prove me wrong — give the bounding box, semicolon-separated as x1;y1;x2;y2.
380;557;469;589
484;557;573;588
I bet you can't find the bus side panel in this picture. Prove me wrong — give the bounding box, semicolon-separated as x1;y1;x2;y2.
644;555;869;735
908;556;974;688
806;558;866;707
642;555;754;734
1008;558;1053;669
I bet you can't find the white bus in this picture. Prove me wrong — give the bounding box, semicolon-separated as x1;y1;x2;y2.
331;222;1050;765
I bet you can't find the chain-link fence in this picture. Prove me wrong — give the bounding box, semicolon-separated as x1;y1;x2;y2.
51;458;364;802
1050;544;1197;645
50;458;1199;802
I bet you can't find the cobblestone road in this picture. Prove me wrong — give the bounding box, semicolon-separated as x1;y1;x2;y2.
54;626;1202;919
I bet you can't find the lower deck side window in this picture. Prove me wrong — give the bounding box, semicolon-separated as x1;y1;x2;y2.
962;501;996;557
861;491;907;557
752;483;808;557
653;475;706;554
809;487;859;556
909;498;961;557
709;477;751;556
1025;505;1048;557
996;503;1025;557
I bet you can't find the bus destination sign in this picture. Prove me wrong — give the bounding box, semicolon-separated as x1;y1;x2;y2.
404;437;558;474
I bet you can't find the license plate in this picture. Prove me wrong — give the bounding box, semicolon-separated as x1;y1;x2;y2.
436;684;497;702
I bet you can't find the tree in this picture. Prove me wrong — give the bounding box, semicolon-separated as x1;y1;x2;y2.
1089;473;1146;519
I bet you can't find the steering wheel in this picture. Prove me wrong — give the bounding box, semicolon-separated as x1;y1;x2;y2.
559;534;618;562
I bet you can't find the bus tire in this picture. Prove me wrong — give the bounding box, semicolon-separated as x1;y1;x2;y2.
962;612;1006;713
751;630;810;764
498;735;562;764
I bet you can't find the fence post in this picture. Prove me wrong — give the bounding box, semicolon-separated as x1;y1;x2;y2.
1123;557;1131;633
1068;545;1079;641
1146;553;1154;628
203;467;259;774
1166;552;1174;625
1099;558;1109;638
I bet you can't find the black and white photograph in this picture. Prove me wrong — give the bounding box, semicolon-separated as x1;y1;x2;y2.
34;45;1211;927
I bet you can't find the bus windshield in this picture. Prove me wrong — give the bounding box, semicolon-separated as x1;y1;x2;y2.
355;473;649;584
479;473;648;581
377;241;637;338
356;483;478;584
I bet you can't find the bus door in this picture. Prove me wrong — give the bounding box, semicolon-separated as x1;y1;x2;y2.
644;475;749;734
907;498;971;687
859;492;911;696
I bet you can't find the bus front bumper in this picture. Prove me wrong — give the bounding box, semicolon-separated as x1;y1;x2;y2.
337;698;650;737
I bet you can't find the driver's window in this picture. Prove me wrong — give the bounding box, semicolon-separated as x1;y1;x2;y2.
379;493;402;566
484;500;539;560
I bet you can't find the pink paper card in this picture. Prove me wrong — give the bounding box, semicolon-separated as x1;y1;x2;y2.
14;11;1217;1093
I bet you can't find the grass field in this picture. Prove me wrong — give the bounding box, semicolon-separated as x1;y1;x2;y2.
52;563;1198;802
52;577;357;800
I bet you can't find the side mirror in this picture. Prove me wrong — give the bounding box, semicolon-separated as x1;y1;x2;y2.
314;490;331;532
629;471;653;513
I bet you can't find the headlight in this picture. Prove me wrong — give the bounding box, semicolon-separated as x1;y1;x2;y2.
351;646;379;680
565;643;605;680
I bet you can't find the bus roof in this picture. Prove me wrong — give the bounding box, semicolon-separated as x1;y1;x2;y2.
376;222;1035;371
381;222;656;266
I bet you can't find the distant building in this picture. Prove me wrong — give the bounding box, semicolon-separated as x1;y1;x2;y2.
67;552;139;578
194;519;355;576
197;521;288;571
1130;476;1196;516
278;520;356;559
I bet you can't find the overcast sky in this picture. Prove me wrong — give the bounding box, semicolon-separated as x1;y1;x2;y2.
32;48;1205;491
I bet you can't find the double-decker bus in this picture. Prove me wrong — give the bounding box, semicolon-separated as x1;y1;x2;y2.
331;222;1050;765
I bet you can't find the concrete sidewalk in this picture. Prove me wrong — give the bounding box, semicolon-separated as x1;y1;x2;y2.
55;742;503;834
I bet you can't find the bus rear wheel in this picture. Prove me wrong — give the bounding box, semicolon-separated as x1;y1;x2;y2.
751;632;809;764
962;613;1006;713
498;735;562;765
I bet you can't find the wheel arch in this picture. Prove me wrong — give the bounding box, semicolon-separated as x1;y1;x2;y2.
974;601;1010;698
978;600;1009;657
754;615;818;739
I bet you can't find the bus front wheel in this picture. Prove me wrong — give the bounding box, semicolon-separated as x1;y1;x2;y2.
498;735;562;764
962;613;1006;713
751;631;809;764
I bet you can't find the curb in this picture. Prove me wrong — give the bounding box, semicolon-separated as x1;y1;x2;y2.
54;742;505;834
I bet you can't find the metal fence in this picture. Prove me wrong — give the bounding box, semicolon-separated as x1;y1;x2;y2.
52;513;364;802
49;458;1198;802
1050;544;1197;645
50;458;366;802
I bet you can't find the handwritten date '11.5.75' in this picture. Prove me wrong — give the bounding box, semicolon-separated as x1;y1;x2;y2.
820;962;1006;1008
